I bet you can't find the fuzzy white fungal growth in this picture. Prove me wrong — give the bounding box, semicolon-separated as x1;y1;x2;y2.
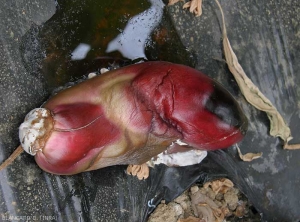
149;150;207;167
88;72;97;79
175;139;188;146
19;108;52;156
148;140;207;167
100;68;109;74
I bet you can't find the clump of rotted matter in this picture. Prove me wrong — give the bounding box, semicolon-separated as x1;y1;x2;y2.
148;178;261;222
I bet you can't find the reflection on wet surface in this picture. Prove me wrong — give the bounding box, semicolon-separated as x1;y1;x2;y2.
71;43;91;60
106;0;164;59
21;0;195;90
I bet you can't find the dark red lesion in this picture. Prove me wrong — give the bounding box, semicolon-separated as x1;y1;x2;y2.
132;62;247;150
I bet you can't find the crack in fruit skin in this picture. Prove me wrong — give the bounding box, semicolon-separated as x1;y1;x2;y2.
20;61;248;175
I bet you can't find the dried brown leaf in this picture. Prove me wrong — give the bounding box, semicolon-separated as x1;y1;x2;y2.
234;202;247;217
169;0;203;17
182;1;191;9
177;216;202;222
214;0;300;149
283;143;300;150
184;0;202;17
168;0;184;6
191;191;223;222
126;163;149;180
236;145;262;162
212;207;225;222
203;178;234;194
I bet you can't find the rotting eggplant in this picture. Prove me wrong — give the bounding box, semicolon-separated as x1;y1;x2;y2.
18;61;248;175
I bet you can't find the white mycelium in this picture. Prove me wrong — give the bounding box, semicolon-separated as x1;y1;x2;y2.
100;68;109;74
19;108;51;156
174;139;188;146
148;139;207;167
87;72;97;79
88;68;108;79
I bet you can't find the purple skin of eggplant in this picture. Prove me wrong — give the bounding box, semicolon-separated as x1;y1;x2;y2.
24;61;248;175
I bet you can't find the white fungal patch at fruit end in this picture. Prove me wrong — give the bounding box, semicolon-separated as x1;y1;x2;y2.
148;140;207;167
148;149;207;167
19;108;52;156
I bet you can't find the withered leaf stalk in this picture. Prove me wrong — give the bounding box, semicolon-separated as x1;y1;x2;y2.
0;146;23;171
236;145;262;162
213;0;300;149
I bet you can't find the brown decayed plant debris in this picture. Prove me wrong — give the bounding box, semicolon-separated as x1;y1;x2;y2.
236;145;262;162
126;163;150;180
203;178;234;194
168;0;203;17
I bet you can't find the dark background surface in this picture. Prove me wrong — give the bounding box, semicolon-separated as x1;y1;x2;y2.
0;0;299;221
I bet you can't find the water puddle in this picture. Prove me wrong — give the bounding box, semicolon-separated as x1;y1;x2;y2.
20;0;196;90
